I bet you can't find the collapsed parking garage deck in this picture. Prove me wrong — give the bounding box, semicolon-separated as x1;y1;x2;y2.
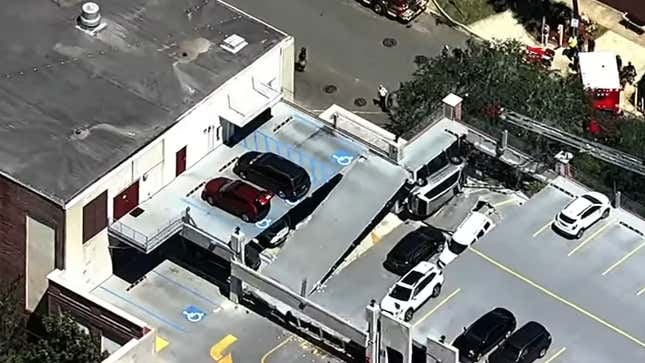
110;102;369;252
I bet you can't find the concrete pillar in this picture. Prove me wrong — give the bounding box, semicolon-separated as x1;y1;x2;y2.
496;130;508;157
300;278;308;297
280;36;295;102
229;275;243;304
366;299;381;363
442;94;463;121
554;151;574;178
229;227;246;263
615;191;621;209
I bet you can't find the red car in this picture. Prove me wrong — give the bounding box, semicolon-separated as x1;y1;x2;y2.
201;177;272;223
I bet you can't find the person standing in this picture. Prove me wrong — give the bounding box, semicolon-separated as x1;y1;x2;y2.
378;84;389;112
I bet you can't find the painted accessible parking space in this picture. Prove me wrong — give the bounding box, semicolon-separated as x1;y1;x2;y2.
113;102;367;249
92;261;340;363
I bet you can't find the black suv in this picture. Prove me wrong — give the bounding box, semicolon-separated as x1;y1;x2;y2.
255;217;291;248
234;152;311;202
453;308;517;362
488;321;551;363
383;226;445;275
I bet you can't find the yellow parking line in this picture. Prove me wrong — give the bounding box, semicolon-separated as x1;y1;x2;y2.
469;247;645;349
493;198;517;208
413;288;461;327
210;335;237;361
568;219;615;256
532;220;552;238
602;240;645;276
637;287;645;296
544;347;567;363
260;335;294;363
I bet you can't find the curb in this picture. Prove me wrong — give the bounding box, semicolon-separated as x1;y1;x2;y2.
427;0;486;41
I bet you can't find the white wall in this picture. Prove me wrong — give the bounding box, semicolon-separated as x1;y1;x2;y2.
62;40;288;288
25;215;55;311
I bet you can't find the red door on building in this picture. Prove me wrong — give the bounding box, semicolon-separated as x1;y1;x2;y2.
113;181;140;221
176;146;187;176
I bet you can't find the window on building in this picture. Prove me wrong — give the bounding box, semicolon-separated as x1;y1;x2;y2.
83;191;107;243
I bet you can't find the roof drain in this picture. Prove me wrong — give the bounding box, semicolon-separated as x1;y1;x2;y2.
76;2;107;36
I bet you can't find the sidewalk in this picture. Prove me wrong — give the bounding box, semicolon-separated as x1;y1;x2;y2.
428;0;644;114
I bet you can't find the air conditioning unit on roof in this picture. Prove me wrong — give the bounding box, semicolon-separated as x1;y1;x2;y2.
220;34;248;54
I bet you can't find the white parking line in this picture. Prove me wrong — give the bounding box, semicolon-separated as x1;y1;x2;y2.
568;219;616;256
412;288;461;327
602;240;645;276
492;198;517;208
637;287;645;296
532;220;553;238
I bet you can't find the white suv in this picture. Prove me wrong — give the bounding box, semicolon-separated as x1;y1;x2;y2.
553;192;610;239
438;201;495;268
380;261;444;322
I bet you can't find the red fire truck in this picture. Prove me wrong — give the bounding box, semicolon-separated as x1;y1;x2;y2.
578;52;621;114
358;0;428;22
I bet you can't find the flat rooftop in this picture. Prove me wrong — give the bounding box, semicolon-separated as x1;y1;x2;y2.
0;0;286;204
113;102;368;251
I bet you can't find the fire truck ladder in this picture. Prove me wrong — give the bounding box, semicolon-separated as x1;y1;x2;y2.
499;110;645;177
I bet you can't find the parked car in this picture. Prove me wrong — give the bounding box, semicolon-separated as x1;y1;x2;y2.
552;192;610;239
453;308;517;362
201;177;272;223
383;226;446;275
488;321;552;363
255;217;290;248
233;151;311;202
380;261;443;322
358;0;428;23
438;201;495;268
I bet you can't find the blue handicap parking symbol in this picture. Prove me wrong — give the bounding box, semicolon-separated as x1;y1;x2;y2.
331;151;354;166
256;218;272;229
182;305;206;323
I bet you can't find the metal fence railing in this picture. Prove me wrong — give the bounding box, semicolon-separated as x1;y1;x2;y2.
109;214;184;253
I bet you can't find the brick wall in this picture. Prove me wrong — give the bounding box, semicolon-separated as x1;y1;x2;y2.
0;175;65;310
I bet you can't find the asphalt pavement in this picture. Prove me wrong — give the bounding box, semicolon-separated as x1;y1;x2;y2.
598;0;645;19
227;0;468;126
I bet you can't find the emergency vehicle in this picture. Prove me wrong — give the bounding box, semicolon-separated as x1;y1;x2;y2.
578;52;621;114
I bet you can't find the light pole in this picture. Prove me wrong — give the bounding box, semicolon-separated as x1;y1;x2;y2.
571;0;580;38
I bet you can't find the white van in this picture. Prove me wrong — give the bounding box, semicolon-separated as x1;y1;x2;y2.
437;201;495;268
407;161;465;218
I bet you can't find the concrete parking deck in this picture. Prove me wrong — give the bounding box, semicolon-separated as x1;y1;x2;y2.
91;260;341;363
411;178;645;362
262;153;408;294
112;102;367;251
310;221;420;330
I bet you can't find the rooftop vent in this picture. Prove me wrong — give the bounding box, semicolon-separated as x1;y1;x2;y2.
76;2;107;35
220;34;248;54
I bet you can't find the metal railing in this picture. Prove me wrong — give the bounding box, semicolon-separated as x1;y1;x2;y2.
109;214;184;253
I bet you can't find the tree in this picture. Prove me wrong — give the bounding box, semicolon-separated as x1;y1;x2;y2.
18;315;109;363
391;38;645;214
0;279;27;362
0;280;108;363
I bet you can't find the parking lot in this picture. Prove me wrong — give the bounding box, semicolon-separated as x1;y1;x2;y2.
309;186;524;332
410;177;645;362
92;259;341;363
114;101;368;249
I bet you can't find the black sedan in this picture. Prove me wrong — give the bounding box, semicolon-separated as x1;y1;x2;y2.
383;226;445;275
488;321;552;363
453;307;517;362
